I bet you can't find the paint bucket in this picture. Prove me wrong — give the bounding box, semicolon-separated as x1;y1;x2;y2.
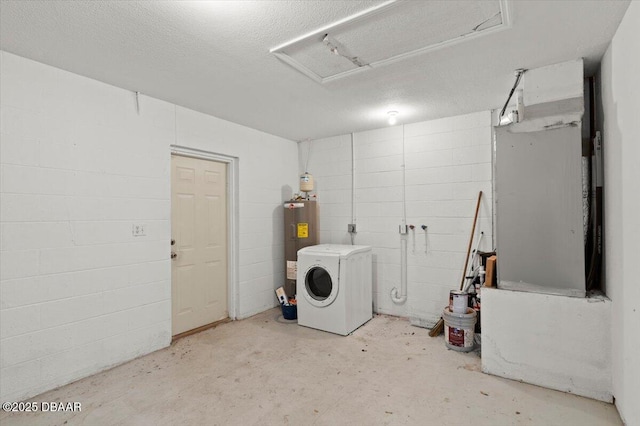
443;307;477;352
281;304;297;320
449;290;469;314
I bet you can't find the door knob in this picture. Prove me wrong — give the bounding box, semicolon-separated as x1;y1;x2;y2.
171;252;177;259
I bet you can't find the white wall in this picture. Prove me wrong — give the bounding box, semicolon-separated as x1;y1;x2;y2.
299;111;492;323
482;288;612;402
599;2;640;424
0;51;298;402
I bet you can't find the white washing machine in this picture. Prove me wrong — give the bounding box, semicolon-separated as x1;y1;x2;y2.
296;244;372;335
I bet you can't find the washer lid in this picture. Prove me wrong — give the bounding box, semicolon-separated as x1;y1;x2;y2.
298;244;371;259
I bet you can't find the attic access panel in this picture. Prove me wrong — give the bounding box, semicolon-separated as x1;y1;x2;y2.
270;0;510;83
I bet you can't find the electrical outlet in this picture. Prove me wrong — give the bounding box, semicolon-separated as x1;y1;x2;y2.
132;224;146;237
348;223;356;233
399;224;408;234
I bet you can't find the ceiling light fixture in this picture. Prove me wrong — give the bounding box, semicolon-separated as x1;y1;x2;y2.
387;111;398;126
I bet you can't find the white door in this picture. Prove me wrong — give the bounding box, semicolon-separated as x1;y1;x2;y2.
171;155;228;336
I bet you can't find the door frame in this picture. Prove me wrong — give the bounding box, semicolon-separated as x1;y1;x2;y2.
170;145;239;320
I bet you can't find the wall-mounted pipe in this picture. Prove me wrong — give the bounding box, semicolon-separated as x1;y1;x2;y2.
422;225;428;253
391;235;408;303
134;91;141;114
350;132;356;245
391;124;408;304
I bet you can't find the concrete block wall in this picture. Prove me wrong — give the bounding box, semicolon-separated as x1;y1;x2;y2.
299;111;492;323
482;288;612;402
297;134;353;244
599;1;640;423
0;51;298;402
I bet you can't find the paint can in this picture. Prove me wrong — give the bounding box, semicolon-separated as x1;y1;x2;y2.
443;307;477;352
449;290;468;314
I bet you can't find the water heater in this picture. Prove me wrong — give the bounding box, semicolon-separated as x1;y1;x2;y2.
283;200;318;297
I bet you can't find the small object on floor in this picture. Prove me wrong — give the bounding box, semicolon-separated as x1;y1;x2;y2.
275;286;289;305
429;318;444;337
473;334;482;356
281;303;297;320
474;334;482;346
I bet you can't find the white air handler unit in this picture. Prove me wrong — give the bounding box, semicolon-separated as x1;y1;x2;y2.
296;244;373;335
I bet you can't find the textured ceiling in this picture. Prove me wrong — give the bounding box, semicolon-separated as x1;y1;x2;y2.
275;1;506;82
0;0;631;141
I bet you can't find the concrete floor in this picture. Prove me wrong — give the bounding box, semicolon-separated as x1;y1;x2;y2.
1;308;622;426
